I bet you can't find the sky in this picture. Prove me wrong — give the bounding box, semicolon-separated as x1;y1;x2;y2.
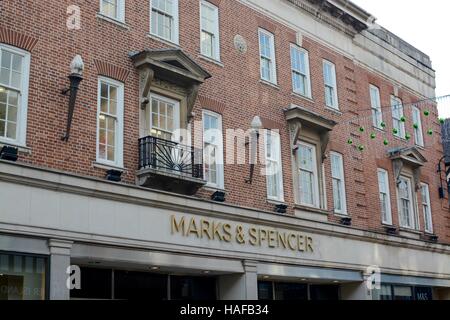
351;0;450;118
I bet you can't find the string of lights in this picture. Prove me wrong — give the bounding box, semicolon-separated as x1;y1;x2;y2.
334;94;450;150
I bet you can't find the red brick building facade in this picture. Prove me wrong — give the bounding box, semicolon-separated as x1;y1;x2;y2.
0;0;449;300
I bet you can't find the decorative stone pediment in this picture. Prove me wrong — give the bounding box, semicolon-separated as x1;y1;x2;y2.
389;147;427;190
130;49;211;115
284;104;337;161
389;146;427;168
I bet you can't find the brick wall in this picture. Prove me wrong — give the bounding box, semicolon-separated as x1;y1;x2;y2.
0;0;448;243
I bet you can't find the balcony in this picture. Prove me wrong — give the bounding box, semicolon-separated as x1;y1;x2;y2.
137;136;206;195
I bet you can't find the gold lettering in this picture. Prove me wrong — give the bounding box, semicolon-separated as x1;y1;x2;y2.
278;232;288;249
171;215;185;235
268;231;276;248
307;236;314;252
223;223;232;242
298;235;305;252
288;234;296;250
249;228;258;246
213;222;224;241
170;216;314;253
201;220;212;240
259;229;268;246
187;217;201;237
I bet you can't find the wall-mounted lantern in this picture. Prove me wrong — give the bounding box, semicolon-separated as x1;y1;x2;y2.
245;116;263;184
0;146;18;162
61;55;84;142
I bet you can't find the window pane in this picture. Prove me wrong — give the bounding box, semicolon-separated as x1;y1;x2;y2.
101;83;108;98
0;254;47;300
1;51;11;69
0;68;9;85
11;54;22;72
99;129;106;145
0;120;5;137
0;90;6;104
0;104;5;121
107;146;115;161
7;106;17;122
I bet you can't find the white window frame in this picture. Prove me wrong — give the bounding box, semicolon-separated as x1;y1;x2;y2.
397;176;417;230
370;85;383;129
0;43;30;147
330;152;347;215
421;183;433;234
297;141;320;208
391;95;406;139
99;0;125;22
258;28;277;84
96;77;124;168
377;168;393;225
199;0;220;61
150;0;179;44
323;60;339;110
202;110;224;189
148;92;181;141
265;130;284;202
290;44;312;99
412;105;424;147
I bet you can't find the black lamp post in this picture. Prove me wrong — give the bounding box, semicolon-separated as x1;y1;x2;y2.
61;55;84;142
245;116;263;184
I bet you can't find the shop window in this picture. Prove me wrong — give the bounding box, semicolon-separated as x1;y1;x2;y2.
258;281;274;300
258;281;332;301
274;282;308;300
170;276;217;301
114;270;167;300
0;253;47;300
393;286;413;300
309;284;340;300
70;267;112;300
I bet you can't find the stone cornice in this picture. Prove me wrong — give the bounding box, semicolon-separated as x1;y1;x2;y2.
285;0;375;36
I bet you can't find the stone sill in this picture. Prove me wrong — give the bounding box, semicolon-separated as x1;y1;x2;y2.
147;33;180;48
259;79;280;90
96;13;130;30
291;92;314;104
198;54;224;67
92;161;127;173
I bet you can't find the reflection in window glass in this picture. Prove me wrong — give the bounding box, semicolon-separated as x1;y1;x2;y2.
0;253;46;300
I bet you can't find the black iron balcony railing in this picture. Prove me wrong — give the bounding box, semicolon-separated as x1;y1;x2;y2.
138;136;204;179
